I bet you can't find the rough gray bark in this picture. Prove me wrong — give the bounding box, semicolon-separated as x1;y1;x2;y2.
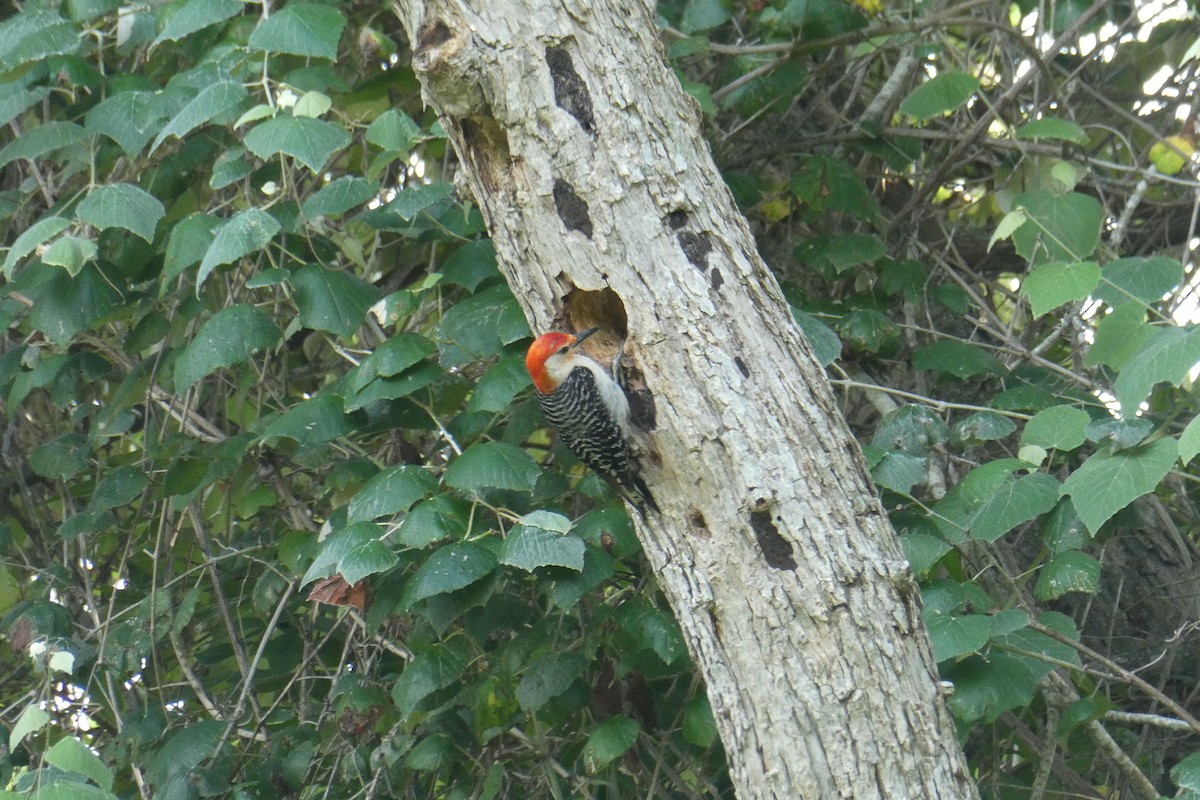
392;1;979;797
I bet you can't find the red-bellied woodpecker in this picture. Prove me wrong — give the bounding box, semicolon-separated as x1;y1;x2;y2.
525;328;659;513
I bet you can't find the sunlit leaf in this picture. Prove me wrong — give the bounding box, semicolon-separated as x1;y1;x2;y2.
1060;437;1178;534
76;183;165;243
174;304;281;389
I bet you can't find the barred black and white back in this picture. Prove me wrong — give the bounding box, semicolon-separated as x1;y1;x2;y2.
537;367;659;513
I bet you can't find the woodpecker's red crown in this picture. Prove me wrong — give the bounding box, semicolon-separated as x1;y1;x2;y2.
526;332;578;393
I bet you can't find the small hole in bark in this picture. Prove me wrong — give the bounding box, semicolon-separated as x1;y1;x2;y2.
666;209;689;230
710;268;724;290
677;230;712;270
546;45;596;134
416;19;452;51
460;118;510;194
553;178;593;238
750;509;796;570
734;356;749;377
687;510;711;538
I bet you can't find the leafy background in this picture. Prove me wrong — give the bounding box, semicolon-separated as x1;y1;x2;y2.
3;0;1200;798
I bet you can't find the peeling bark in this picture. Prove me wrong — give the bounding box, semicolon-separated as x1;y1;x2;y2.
392;1;979;796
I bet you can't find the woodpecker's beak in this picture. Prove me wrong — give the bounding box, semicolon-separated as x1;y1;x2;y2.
572;327;599;347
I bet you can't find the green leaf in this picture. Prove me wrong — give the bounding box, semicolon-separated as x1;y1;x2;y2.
1085;416;1154;449
405;734;453;771
30;265;122;345
1014;117;1089;144
342;363;440;411
154;0;242;46
835;308;897;353
3;216;71;278
0;82;49;128
28;433;88;480
943;652;1042;723
969;473;1059;542
789;156;878;219
76;183;164;243
1084;303;1150;370
871;451;927;494
988;209;1027;250
441;239;499;291
399;494;470;548
790;310;842;367
197;208;281;289
366;109;423;152
1172;753;1200;793
0;12;79;72
175;304;281;389
1060;437;1178;534
42;235;98;276
89;465;148;511
520;510;572;533
0;121;88;169
954;411;1016;444
57;509;114;540
923;612;992;662
1035;550;1100;600
146;720;224;787
1114;326;1200;414
292;263;378;337
163;213;219;283
152;80;247;152
402;542;498;606
899;71;980;121
619;602;686;664
445;442;541;493
680;0;732;33
1093;256;1184;307
467;355;531;414
379;182;456;221
10;704;51;750
261;393;353;444
45;736;113;791
681;696;718;747
517;652;587;711
913;340;1004;379
1020;260;1099;318
302;522;382;585
244;116;350;173
1041;499;1089;552
1020;405;1090;451
501;526;585;572
301;176;379;218
248;3;346;59
1180;415;1200;464
439;284;530;362
583;716;640;772
293;90;332;118
337;539;398;584
872;404;949;455
898;533;952;575
346;334;437;394
346;465;438;524
164;458;209;497
392;639;470;717
86;90;159;158
1011;190;1102;264
210;148;252;189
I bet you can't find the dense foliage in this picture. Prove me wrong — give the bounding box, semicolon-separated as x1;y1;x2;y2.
3;0;1200;798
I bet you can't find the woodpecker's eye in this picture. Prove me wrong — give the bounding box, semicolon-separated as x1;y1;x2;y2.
558;346;569;354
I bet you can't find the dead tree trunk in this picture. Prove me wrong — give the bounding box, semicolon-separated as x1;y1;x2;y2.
392;1;979;797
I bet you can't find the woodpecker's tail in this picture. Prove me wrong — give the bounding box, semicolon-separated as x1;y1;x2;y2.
626;473;660;517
